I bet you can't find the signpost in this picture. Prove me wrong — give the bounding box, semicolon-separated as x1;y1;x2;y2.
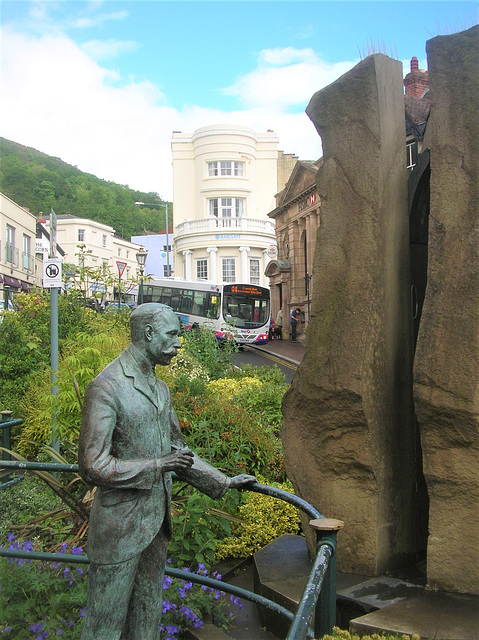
116;261;127;310
48;209;60;453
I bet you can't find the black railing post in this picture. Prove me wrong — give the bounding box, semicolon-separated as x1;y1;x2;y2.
310;518;344;637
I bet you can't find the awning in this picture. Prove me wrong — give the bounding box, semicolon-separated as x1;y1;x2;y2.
264;259;292;277
21;281;31;290
3;276;22;288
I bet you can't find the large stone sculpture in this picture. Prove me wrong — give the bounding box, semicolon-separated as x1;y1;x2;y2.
413;26;479;595
78;303;255;640
282;54;417;575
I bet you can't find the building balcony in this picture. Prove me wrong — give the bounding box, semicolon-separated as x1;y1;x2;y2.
22;252;34;273
5;243;19;267
176;217;276;238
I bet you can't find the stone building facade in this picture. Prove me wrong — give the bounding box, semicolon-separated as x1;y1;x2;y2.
265;160;321;340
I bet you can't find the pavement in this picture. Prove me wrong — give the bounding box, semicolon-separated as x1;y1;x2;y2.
248;336;306;367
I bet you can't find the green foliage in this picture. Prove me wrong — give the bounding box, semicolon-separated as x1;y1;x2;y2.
0;137;171;237
180;324;238;380
168;488;241;569
215;479;301;561
0;538;87;639
18;325;129;459
0;535;236;640
0;474;64;543
0;291;93;414
317;629;422;640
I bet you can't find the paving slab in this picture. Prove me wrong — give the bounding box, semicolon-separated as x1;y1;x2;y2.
351;589;479;640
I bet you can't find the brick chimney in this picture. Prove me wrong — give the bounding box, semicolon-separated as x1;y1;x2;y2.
404;56;429;98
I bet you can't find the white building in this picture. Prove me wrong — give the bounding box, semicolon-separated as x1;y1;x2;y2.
45;214;142;299
131;228;173;279
0;192;41;303
171;125;286;286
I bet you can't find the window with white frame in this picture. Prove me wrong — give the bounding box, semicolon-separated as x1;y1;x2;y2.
118;248;121;257
22;234;32;271
164;264;173;277
222;258;236;282
249;258;260;285
78;229;85;242
208;161;244;177
6;224;15;264
196;258;208;280
209;198;244;219
102;234;107;247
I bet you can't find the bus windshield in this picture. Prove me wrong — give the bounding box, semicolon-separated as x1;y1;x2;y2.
222;284;270;329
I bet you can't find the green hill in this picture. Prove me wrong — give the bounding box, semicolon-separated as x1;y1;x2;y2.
0;137;170;240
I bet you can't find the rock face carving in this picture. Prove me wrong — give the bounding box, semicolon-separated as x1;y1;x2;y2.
282;55;417;575
413;26;479;595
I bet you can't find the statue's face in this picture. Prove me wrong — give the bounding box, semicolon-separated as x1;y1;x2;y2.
145;311;181;366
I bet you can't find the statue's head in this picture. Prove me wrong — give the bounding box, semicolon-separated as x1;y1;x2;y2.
130;303;181;366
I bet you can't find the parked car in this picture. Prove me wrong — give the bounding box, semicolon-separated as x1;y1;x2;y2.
104;302;131;314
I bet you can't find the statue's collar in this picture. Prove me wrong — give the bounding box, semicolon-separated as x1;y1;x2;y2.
127;343;154;379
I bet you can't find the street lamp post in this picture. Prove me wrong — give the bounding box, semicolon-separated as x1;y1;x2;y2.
134;201;171;277
136;246;148;305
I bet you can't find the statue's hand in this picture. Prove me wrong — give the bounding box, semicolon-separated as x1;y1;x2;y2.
159;448;194;472
229;474;256;490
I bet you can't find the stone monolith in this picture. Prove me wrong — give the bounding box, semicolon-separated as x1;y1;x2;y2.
282;55;417;575
413;26;479;595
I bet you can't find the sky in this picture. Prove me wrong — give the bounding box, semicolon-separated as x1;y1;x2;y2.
1;1;477;201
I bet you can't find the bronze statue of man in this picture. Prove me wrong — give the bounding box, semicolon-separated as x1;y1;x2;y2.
78;303;255;640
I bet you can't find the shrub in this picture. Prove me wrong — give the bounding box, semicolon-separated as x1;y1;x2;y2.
180;324;238;380
168;488;241;569
0;291;94;414
17;327;129;459
317;629;422;640
215;479;301;561
0;535;240;640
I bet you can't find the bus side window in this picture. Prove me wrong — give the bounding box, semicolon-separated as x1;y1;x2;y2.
160;288;172;306
170;294;181;312
191;291;207;317
181;291;193;314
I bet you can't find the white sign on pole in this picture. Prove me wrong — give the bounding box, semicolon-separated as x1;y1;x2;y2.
43;258;62;288
116;261;127;278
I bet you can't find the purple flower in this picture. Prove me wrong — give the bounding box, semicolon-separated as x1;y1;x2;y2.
79;608;86;618
7;533;15;542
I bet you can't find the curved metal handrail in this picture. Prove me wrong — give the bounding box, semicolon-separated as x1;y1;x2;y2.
0;459;338;639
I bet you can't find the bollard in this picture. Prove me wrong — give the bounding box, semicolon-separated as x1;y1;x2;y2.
310;518;344;637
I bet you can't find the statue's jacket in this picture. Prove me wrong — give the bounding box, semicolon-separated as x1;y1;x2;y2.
78;345;229;565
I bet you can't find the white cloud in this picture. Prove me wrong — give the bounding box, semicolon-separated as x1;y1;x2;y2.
71;10;129;30
81;38;140;61
223;47;357;109
1;32;326;203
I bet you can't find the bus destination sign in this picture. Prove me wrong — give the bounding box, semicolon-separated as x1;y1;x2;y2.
228;285;263;296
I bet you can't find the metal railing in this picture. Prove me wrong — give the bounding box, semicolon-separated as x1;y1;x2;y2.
0;443;342;639
176;217;276;237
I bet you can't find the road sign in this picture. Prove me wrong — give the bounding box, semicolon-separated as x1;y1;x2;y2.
49;209;57;258
43;257;62;288
116;261;127;277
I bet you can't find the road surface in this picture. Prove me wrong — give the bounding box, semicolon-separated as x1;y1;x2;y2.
233;345;298;384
